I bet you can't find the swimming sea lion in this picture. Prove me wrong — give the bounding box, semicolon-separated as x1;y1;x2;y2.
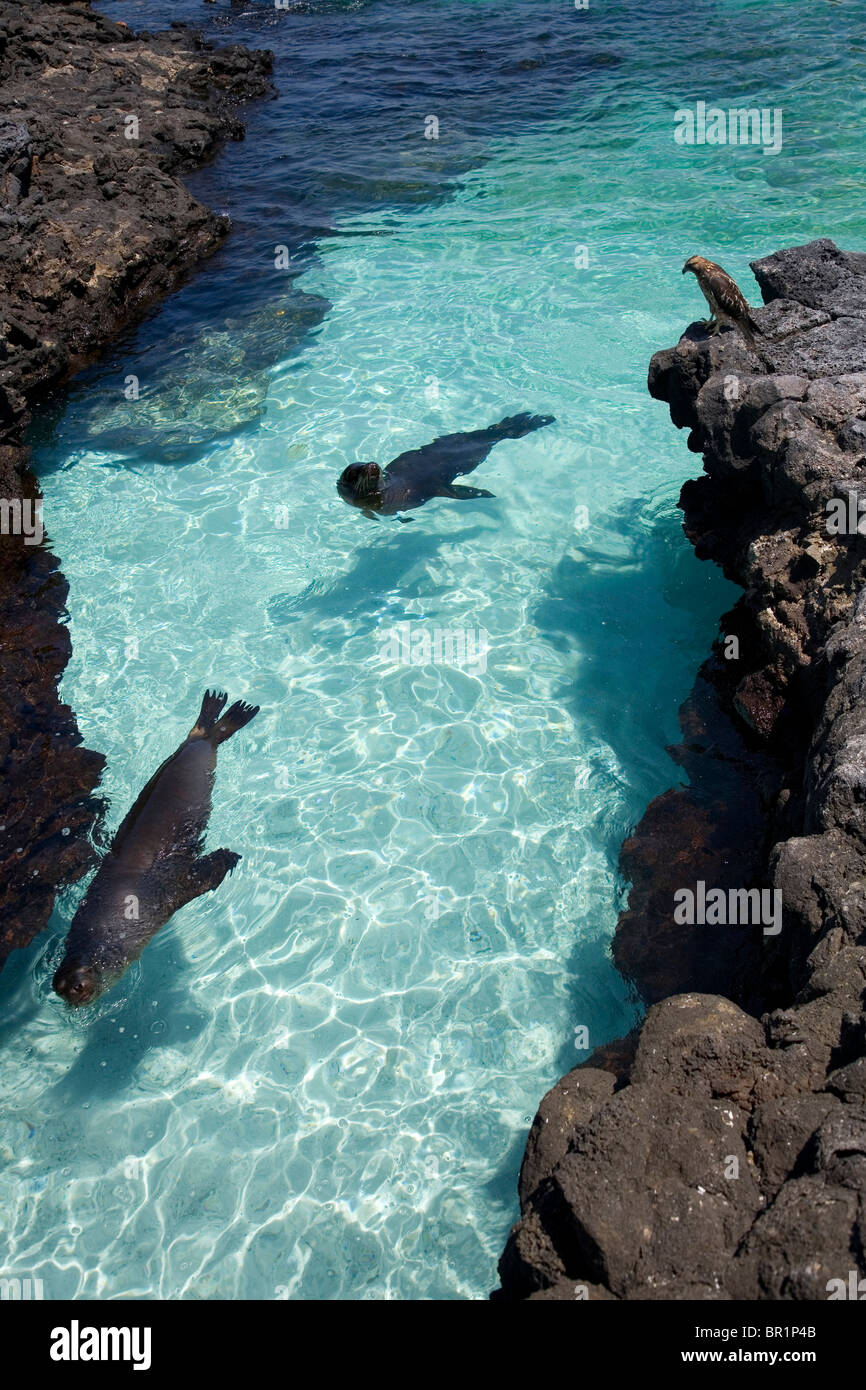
53;690;259;1007
336;412;555;518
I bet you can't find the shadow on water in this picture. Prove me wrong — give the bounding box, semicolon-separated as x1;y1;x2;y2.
535;489;732;786
0;913;209;1101
533;488;737;1028
268;520;490;633
481;493;738;1247
0;949;45;1048
48;945;210;1106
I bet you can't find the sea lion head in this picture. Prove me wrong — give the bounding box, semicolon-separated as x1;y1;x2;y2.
337;461;382;506
53;960;101;1007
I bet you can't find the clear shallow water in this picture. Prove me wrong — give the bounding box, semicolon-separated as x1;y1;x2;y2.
2;0;865;1300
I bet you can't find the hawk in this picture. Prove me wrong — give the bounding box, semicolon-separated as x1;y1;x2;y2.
682;255;762;346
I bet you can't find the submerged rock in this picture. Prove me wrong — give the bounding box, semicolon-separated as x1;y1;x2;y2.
0;1;273;971
69;294;328;464
495;239;866;1300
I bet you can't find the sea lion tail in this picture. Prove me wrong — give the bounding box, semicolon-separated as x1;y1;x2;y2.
492;412;555;439
210;699;260;745
190;689;228;737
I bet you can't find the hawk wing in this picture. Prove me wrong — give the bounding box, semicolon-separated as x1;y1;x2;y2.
703;260;752;322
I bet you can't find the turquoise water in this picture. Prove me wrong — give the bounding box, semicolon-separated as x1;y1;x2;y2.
2;0;865;1300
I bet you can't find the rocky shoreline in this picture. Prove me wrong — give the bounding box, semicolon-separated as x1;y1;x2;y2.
496;239;866;1300
4;8;865;1305
0;0;272;969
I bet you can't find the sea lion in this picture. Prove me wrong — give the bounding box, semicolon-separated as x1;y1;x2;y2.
53;690;259;1007
336;412;555;518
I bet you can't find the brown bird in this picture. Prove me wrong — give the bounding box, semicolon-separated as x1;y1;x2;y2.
682;255;762;346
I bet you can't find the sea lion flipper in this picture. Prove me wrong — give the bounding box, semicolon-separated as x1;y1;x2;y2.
210;700;260;746
188;848;242;891
493;412;555;437
190;689;228;738
151;849;241;917
439;484;495;501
